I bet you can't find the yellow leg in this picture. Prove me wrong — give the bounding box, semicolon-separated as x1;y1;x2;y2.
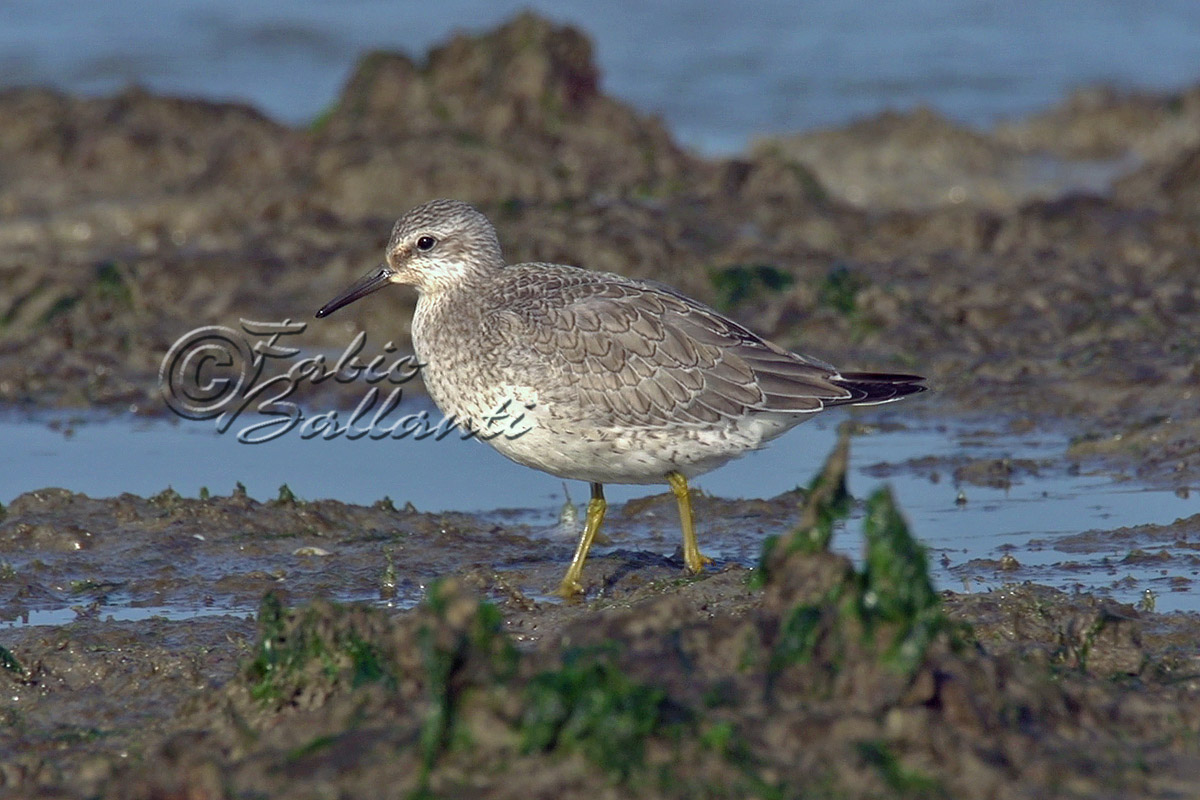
667;471;712;574
556;483;606;597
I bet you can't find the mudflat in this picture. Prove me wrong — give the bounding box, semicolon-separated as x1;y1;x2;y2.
1;13;1198;799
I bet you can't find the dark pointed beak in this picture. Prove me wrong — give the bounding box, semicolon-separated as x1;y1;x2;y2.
315;265;396;318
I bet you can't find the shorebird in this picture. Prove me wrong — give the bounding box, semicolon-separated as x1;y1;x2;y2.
316;199;925;596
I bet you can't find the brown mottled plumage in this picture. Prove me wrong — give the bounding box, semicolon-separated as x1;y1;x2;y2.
317;199;925;595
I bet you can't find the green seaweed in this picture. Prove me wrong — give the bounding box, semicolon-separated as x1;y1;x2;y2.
770;588;840;672
859;487;943;675
244;592;396;704
857;739;945;797
817;264;866;315
286;732;339;762
520;644;677;780
0;645;25;678
149;486;183;509
791;428;853;554
307;104;336;134
93;262;135;308
752;424;852;588
275;483;298;505
414;580;517;795
756;425;945;681
38;292;81;325
708;264;795;312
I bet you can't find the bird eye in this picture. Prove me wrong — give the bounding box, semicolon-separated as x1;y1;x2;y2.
416;235;437;252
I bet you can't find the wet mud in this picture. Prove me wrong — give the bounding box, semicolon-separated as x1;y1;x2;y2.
2;442;1199;799
2;12;1200;798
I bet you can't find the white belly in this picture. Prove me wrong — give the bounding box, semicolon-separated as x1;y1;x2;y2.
452;384;806;485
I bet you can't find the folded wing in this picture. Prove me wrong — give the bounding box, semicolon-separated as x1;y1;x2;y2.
497;267;925;429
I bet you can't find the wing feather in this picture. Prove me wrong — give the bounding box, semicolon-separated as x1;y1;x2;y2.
495;266;924;430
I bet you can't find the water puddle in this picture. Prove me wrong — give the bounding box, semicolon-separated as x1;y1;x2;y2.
2;402;1197;625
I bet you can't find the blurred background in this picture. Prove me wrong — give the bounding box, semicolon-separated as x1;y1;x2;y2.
5;0;1200;154
3;8;1199;796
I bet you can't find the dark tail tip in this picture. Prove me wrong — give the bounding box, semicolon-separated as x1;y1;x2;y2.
833;371;927;406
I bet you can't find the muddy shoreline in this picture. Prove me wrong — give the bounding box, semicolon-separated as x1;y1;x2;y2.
2;444;1198;798
2;12;1199;799
1;15;1199;488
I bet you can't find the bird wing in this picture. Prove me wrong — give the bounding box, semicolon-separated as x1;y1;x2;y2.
491;266;860;430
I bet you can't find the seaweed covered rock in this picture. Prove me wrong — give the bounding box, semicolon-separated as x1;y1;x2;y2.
313;12;701;213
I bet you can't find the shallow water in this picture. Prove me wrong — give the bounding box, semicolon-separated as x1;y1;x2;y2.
3;401;1196;623
4;1;1200;152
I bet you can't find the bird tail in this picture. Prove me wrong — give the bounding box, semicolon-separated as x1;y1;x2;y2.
830;371;927;407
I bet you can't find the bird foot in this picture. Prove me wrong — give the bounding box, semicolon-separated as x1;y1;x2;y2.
684;551;715;575
554;578;585;599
